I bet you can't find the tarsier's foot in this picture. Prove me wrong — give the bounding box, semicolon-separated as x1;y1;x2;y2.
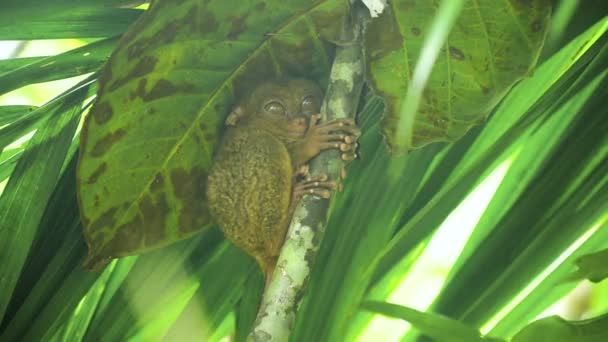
293;173;337;199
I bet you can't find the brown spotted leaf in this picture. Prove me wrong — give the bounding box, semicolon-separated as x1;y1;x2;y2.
77;0;349;269
365;0;552;153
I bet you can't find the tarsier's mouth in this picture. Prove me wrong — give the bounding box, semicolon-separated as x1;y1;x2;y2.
287;115;309;137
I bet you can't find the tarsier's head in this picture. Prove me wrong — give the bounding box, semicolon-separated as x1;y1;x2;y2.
227;79;323;138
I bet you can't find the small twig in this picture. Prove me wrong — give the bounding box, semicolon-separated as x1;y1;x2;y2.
248;4;367;342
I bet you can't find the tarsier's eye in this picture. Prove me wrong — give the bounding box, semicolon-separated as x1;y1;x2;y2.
301;96;318;113
264;101;285;115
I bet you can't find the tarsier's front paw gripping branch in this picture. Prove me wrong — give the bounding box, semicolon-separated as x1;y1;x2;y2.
206;78;360;281
291;113;360;169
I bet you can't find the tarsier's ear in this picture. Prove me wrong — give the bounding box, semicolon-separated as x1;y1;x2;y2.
225;105;246;126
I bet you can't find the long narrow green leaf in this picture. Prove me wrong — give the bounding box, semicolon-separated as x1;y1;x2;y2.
21;264;101;341
0;148;22;183
0;37;118;96
0;79;89;321
0;154;80;334
84;257;138;332
163;241;254;341
82;236;207;341
488;220;608;338
292;119;448;341
0;106;38;126
235;269;264;342
371;20;608;285
0;4;142;39
569;248;608;283
512;313;608;342
0;76;97;153
51;263;118;342
361;301;503;342
0;57;45;75
428;56;608;328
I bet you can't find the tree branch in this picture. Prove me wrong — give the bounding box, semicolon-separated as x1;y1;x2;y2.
248;4;367;341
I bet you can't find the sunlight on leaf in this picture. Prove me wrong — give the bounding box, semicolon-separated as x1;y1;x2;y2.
482;222;603;333
360;156;513;341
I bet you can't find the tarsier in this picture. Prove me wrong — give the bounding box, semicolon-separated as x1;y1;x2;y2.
206;79;360;282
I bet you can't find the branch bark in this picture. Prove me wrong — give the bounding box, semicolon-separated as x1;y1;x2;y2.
248;4;367;342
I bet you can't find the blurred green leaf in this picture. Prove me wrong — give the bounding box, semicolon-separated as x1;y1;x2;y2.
373;16;608;292
488;220;608;338
427;41;608;330
0;76;97;153
512;313;608;342
0;57;45;74
569;248;608;283
361;301;504;342
0;105;38;126
235;269;264;342
0;148;22;183
0;37;118;96
0;2;143;39
0;78;90;321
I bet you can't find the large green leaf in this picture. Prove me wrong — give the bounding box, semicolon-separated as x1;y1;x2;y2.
365;0;552;153
77;0;349;269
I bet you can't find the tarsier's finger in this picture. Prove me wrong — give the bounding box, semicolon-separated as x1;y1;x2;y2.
316;119;356;131
296;188;331;199
344;135;357;144
316;119;359;135
304;173;328;182
309;114;322;126
318;133;348;142
318;142;342;150
340;167;347;180
295;164;309;177
297;180;337;191
340;142;357;152
341;152;357;162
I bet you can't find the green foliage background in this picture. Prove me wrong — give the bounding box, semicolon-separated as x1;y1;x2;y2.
0;0;607;341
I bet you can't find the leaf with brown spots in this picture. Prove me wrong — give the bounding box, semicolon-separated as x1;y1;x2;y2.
77;0;349;269
365;0;552;153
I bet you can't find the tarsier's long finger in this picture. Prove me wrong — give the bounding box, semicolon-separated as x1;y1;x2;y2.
340;167;347;180
309;114;322;127
316;121;357;134
294;176;337;199
341;152;357;162
316;119;360;135
317;133;349;142
295;164;309;177
318;142;343;150
296;180;337;191
304;173;328;182
295;188;332;199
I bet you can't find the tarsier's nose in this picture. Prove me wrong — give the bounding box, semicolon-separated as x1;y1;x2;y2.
292;116;307;127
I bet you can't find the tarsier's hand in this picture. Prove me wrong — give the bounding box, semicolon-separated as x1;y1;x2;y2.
293;114;360;167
